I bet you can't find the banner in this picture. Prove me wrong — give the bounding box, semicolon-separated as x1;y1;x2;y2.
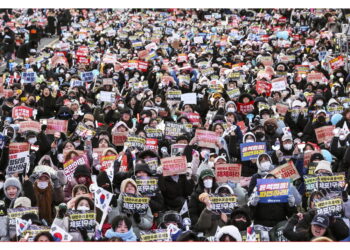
314;196;343;216
269;161;300;181
18;121;41;133
67;210;96;233
161;156;187;176
12;106;33;120
124;136;146;151
112;132;128;146
315;125;335;144
7;151;30;175
240;142;267;161
209;195;238;214
136;177;159;197
145;128;163;139
140;229;170;242
257;178;290;203
9;142;29;154
215;164;242;183
195;129;219;149
121;194;150;215
43;119;68;134
164;122;186;140
63;154;90;182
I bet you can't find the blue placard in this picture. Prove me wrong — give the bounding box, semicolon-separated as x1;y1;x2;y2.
80;72;94;82
71;80;84;87
21;72;36;83
240;142;267;161
256;178;290;203
300;26;309;32
0;133;4;149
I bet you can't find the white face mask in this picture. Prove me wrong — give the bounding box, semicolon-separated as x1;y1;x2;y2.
227;108;236;113
73;141;80;147
340;135;347;141
246;139;255;143
203;179;213;189
0;182;3;189
316;100;324;106
143;117;150;124
37;181;48;190
77;206;90;211
208;161;214;168
283;144;293;150
28;138;37;144
260;161;271;172
155;101;162;105
118;104;125;109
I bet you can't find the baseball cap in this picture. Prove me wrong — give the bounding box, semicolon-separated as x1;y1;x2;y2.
311;214;329;228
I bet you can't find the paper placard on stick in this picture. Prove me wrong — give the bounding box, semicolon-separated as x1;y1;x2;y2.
181;93;197;105
315;125;335;144
269;161;300;181
215;164;242;183
99;91;116;103
195;129;219;149
161;156;187;176
42;119;68;134
18;121;41;134
7;151;30;175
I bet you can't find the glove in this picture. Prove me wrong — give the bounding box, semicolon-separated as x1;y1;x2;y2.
58;203;67;219
248;192;260;206
186;167;193;180
133;213;141;224
297;132;303;137
288;195;296;207
156;166;163;175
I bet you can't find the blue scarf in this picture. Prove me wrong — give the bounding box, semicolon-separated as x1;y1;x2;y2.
105;228;137;242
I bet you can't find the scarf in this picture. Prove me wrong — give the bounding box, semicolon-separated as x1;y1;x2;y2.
33;182;53;225
105;228;137;241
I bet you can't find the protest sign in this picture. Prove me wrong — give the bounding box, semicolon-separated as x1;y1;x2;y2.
75;122;96;139
209;195;238;214
257;178;290;203
145;138;159;153
7;207;39;232
181;93;197;105
100;155;117;172
161;156;187;176
240;142;267;161
215;164;242;183
112;132;128;146
145;127;163;139
102;78;114;86
227;89;240;99
144;157;158;173
164;122;186;140
307;73;323;82
195;129;219;149
12;106;33;120
67;210;96;233
314;196;343;216
7;151;30;175
121;194;150;215
18;121;41;133
328;106;343;115
256;81;272;95
166;90;182;102
136;177;159;197
180;112;201;126
329;56;345;70
9;142;29;154
304;175;318;196
269;161;300;181
140;229;170;242
63;154;90;181
21;72;36;83
315;125;335;144
171;144;187;156
318;173;345;190
80;71;94;82
295;65;310;75
42;119;68;134
271;77;287;91
22;225;50;242
99;91;116;103
124;136;146;151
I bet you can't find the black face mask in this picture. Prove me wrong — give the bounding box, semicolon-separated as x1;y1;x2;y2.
318;116;326;123
255;132;265;139
232;220;250;231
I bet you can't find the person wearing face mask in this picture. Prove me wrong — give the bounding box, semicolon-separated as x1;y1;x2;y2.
263;118;280;152
32;172;63;225
302;110;332;144
52;196;96;241
188;169;218;226
284;100;308;139
271;134;295;165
